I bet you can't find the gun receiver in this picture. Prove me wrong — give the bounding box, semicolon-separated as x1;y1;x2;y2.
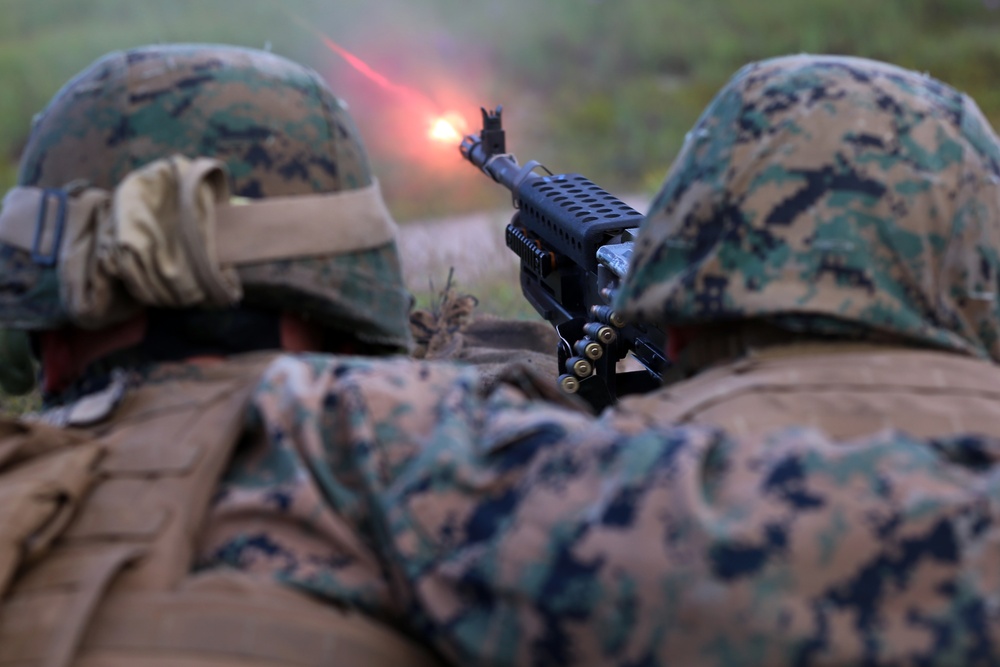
460;106;668;410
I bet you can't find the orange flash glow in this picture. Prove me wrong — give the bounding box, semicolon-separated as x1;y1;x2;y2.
428;112;468;143
429;118;461;142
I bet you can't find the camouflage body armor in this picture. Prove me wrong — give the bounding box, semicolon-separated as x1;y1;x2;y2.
0;44;425;665
0;355;439;666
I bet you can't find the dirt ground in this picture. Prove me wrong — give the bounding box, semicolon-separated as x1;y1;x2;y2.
396;193;652;296
397;208;518;293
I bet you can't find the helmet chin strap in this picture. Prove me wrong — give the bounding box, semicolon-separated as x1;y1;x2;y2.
39;315;148;394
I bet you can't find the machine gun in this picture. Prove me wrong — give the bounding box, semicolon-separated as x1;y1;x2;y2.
460;106;668;411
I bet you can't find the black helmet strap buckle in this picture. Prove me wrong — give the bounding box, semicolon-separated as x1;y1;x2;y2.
31;188;68;267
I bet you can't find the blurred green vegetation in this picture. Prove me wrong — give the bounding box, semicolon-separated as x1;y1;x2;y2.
0;392;39;418
2;0;999;216
427;0;1000;199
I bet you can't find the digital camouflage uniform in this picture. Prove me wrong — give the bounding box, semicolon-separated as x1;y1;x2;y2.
5;49;1000;667
196;348;1000;666
200;55;1000;666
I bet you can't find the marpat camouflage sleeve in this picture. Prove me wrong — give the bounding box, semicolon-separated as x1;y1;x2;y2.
202;354;1000;666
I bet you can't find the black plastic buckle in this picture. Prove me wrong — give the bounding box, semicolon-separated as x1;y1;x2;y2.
31;188;68;267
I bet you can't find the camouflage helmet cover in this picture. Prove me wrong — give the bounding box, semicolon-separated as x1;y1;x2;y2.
615;55;1000;361
1;43;412;350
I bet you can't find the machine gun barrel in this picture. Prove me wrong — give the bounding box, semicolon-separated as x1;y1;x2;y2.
459;107;540;192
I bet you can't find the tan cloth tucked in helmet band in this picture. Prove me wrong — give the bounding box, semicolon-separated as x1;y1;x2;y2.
0;155;398;328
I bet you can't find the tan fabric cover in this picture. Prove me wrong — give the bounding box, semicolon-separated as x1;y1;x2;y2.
618;344;1000;441
215;182;397;264
107;155;241;312
0;157;398;329
0;355;440;667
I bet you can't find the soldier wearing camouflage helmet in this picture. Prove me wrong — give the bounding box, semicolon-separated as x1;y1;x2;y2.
613;54;1000;438
597;54;1000;662
0;43;439;665
4;43;412;367
6;46;1000;667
